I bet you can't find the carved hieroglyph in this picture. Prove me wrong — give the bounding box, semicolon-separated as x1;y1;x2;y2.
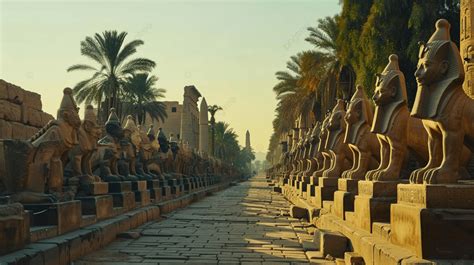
461;0;474;98
342;85;380;180
410;19;474;184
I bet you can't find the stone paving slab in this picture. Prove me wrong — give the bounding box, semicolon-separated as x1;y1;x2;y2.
75;175;314;264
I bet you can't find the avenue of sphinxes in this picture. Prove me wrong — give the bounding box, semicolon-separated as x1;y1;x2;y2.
2;1;474;265
267;10;474;265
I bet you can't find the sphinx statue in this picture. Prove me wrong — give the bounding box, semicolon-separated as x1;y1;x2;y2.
67;105;102;186
410;19;474;184
302;122;321;178
365;55;430;181
0;88;81;203
312;113;332;178
96;108;124;182
322;100;352;178
117;115;141;181
342;85;380;180
135;125;156;179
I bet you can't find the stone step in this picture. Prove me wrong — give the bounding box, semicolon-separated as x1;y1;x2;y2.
319;229;349;259
372;222;391;241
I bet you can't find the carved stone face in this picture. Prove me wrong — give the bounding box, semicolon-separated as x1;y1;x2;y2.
373;75;397;106
414;56;448;86
64;109;81;128
328;112;343;131
344;100;361;124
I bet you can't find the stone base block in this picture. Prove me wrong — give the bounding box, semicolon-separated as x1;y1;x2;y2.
149;188;162;202
0;208;29;255
146;180;161;189
108;181;132;193
80;182;109;195
337;178;359;192
78;195;113;220
131;180;147;191
312;178;339;208
290;205;308;219
24;200;82;234
135;190;151;206
353;180;399;232
390;184;474;259
161;186;172;200
319;229;348;259
111;192;135;211
332;191;354;220
344;252;364;265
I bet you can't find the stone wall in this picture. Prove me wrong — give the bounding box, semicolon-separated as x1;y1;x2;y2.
461;0;474;98
0;79;54;140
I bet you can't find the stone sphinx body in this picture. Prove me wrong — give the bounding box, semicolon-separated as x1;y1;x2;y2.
366;54;432;181
342;85;380;180
312;114;332;178
301;122;321;178
410;19;474;184
323;100;353;178
0;88;81;203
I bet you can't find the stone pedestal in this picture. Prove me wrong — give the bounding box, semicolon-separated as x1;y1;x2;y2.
390;184;474;259
78;195;113;220
80;182;109;195
131;180;147;191
25;200;82;234
135;190;151;206
111;191;135;210
108;181;132;192
306;176;319;198
312;177;338;208
353;180;401;232
333;178;359;220
0;203;30;255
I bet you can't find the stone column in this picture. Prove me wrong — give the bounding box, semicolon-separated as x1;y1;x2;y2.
180;86;201;150
461;0;474;98
199;97;209;154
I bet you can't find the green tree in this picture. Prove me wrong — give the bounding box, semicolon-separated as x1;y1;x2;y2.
121;73;167;125
67;30;156;121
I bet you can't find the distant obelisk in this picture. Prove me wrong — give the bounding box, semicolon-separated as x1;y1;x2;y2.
199;98;209;154
245;130;251;149
461;0;474;98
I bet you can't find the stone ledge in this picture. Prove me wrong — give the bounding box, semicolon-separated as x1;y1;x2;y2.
0;181;234;265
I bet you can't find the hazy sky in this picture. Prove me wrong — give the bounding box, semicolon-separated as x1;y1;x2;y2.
0;0;340;153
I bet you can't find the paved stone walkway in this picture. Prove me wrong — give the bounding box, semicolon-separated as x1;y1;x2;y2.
75;176;312;264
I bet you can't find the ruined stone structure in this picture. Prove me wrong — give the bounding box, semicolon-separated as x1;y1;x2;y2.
199;98;209;154
145;101;182;139
461;0;474;98
0;80;54;140
180;85;201;150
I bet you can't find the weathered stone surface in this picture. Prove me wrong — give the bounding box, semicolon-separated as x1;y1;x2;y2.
22;90;42;110
25;200;82;234
0;99;21;122
0;119;13;139
0;204;30;255
0;79;8;99
290;205;309;219
6;83;24;104
319;229;348;259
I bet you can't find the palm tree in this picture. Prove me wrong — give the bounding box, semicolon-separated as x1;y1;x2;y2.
67;30;156;121
208;105;223;156
273;51;328;135
213;122;239;162
306;15;354;113
121;73;167;125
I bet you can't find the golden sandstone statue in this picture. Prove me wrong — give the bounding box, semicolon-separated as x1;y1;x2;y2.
0;88;81;203
323;100;352;178
410;19;474;184
342;85;380;180
312;113;331;178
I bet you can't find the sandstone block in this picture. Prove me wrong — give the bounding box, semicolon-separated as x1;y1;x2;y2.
290;205;308;219
23;90;42;110
22;106;43;127
6;83;24;104
319;229;348;259
25;126;38;139
10;122;28;140
0;79;8;99
40;112;54;126
0;100;21;122
0;119;13;139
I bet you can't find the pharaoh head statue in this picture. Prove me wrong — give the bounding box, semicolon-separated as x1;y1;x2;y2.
83;105;102;140
105;108;123;139
123;115;141;147
344;85;373;144
371;54;408;134
58;87;81;128
411;19;465;119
